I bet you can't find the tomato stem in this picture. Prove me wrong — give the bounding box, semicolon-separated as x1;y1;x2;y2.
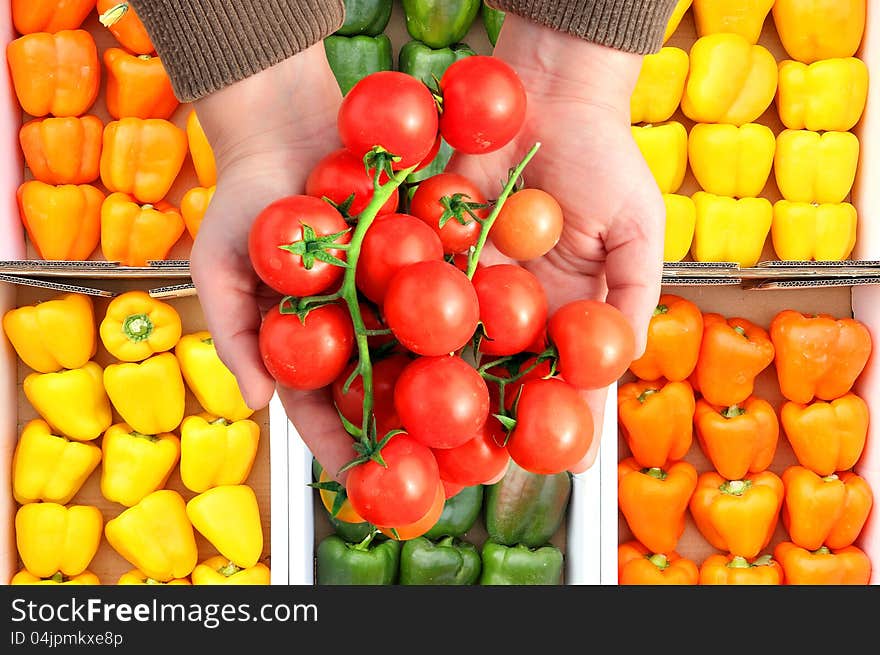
466;142;542;279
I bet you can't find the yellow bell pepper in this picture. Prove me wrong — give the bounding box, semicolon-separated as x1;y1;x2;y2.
100;422;181;507
181;185;215;240
187;109;217;188
2;292;96;373
23;361;113;442
774;130;860;204
693;0;774;44
776;58;869;133
15;503;103;578
191;555;271;585
186;484;264;569
772;0;867;64
11;569;100;585
630;47;689;124
681;33;777;126
104;489;199;582
663;194;696;262
179;413;261;493
175;331;254;422
771;201;858;262
103;352;186;434
664;0;693;43
688;123;775;198
117;569;191;585
692;191;772;267
99;290;182;362
632;122;688;194
12;418;102;505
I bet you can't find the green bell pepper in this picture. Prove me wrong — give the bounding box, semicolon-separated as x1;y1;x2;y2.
482;1;505;47
402;0;482;49
398;40;476;86
485;460;572;548
316;532;400;585
423;484;482;539
479;542;564;585
336;0;393;36
324;34;393;96
399;536;481;585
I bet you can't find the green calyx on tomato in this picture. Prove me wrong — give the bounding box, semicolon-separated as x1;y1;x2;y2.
437;192;491;228
277;223;351;271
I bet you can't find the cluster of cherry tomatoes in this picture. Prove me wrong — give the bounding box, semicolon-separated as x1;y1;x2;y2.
246;57;636;535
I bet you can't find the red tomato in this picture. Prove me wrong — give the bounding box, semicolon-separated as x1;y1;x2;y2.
248;195;351;297
432;420;510;487
378;482;445;540
485;355;554;412
441;479;465;498
439;56;526;155
548;299;636;390
490;188;563;261
356;213;444;305
305;148;399;217
259;302;354;390
360;301;396;350
384;260;480;356
410;172;489;254
394;355;490;449
413;134;442;173
473;264;548;356
508;378;593;475
338;71;439;169
331;353;411;436
345;434;440;527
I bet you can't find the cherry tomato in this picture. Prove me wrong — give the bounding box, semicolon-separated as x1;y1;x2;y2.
432;420;510;487
384;259;480;356
305;148;399;217
547;299;636;390
378;482;445;540
394;355;490;449
345;433;440;527
489;188;563;261
439;56;526;155
258;302;354;390
485;355;554;412
356;213;444;305
441;479;465;499
473;264;548;356
507;378;593;475
331;353;411;436
338;71;439;169
410;172;489;254
413;134;442;173
360;301;397;350
248;195;351;297
317;468;364;524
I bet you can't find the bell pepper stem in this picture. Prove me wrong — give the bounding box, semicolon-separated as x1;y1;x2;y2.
648;553;669;570
122;313;154;342
643;467;668;481
217;560;242;577
637;388;659;403
727;555;751;569
99;2;129;27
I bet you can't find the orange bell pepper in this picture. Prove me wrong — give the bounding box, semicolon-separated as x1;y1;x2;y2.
782;466;873;552
12;0;95;34
618;458;698;555
186;110;218;189
780;393;869;477
689;470;784;559
618;540;698;585
17;181;103;261
774;542;871;585
769;310;872;404
692;313;775;407
104;49;179;120
100;118;188;204
98;0;155;55
698;553;783;585
694;395;779;481
100;193;185;267
629;294;703;382
6;29;100;117
181;185;215;240
20;115;103;186
618;379;695;469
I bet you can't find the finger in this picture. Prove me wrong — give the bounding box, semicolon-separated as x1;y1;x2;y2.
277;386;358;484
568;386;608;474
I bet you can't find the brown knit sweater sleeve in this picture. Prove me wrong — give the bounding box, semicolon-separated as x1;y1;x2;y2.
488;1;678;54
129;0;345;102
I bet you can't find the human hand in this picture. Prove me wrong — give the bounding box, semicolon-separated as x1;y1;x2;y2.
448;15;666;472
